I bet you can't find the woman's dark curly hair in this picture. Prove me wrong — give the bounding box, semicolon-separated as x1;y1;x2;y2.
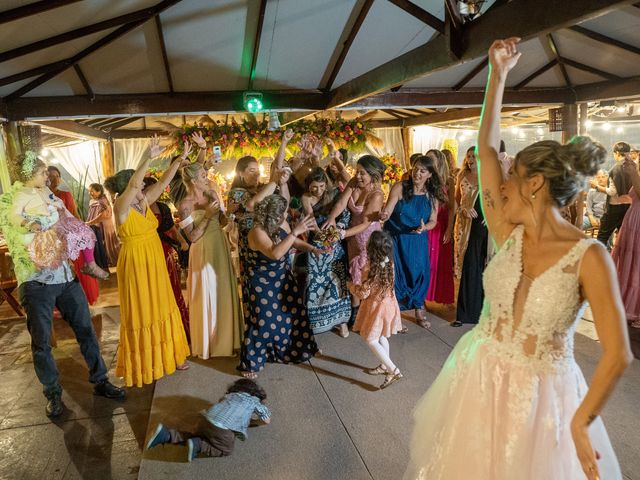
401;154;447;203
104;169;135;196
365;230;395;294
226;378;266;401
253;194;288;243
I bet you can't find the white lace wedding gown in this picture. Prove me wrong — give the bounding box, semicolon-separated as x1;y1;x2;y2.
405;225;622;480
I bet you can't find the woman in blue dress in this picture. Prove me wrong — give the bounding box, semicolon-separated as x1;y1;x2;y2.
381;155;445;327
238;194;319;378
300;167;352;336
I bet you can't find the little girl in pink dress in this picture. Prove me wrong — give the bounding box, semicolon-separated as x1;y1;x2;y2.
349;230;403;390
22;190;109;279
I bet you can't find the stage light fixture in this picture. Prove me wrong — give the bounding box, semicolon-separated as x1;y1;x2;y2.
243;92;264;113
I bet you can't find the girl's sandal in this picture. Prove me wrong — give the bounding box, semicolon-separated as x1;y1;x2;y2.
399;325;409;334
380;369;403;390
241;371;258;380
365;364;387;375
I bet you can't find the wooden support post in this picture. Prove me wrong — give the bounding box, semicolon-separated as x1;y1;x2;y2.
100;140;115;179
561;103;578;143
0;124;13;191
401;127;412;169
578;103;589;135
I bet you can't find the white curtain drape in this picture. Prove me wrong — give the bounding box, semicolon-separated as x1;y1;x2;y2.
365;127;406;167
113;138;151;171
49;141;103;185
411;126;478;168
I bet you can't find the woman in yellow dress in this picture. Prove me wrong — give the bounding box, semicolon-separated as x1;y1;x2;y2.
104;136;191;387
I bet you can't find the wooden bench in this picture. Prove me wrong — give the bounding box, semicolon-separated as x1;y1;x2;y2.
0;245;25;318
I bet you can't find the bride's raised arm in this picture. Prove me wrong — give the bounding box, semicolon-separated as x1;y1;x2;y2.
477;37;521;247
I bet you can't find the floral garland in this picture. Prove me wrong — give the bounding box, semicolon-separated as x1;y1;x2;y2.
166;117;379;160
380;154;404;185
0;182;37;282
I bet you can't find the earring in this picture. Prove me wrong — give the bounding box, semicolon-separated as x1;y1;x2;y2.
531;193;536;199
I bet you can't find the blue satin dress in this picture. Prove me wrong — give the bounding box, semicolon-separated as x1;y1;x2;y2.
383;193;433;311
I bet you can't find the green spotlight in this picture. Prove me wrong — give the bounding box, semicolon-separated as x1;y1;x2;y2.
243;92;264;113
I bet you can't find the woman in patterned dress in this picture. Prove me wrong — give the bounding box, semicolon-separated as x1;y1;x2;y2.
238;194;319;378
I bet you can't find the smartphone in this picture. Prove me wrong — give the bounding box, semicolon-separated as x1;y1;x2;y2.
213;145;222;163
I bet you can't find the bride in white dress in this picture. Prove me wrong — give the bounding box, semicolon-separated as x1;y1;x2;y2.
405;38;633;480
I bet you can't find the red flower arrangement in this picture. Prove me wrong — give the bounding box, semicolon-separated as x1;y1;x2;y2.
380;154;404;186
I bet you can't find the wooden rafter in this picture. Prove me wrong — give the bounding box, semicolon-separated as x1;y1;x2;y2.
37;120;108;141
3;0;183;100
5;91;328;120
452;57;488;91
102;117;141;131
384;109;408;119
0;60;68;87
326;0;634;109
89;118;129;129
0;0;81;25
386;0;445;33
248;0;267;90
547;34;572;88
574;75;640;101
154;15;174;93
81;118;111;127
513;59;559;90
348;87;573;108
321;0;374;91
560;57;623;81
484;0;511;14
73;64;94;99
0;3;180;64
444;0;464;59
569;25;640;57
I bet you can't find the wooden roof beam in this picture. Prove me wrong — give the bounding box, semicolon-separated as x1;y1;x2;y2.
547;34;572;87
36;120;108;141
347;87;572;108
102;117;142;131
513;59;559;90
3;0;183;100
0;0;82;25
452;57;488;91
73;64;94;99
0;3;183;64
5;92;328;120
559;56;623;81
569;25;640;57
386;0;445;33
326;0;635;109
154;15;174;93
248;0;267;90
321;0;374;91
574;75;640;101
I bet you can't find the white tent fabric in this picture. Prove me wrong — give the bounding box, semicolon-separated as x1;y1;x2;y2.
49;141;103;185
411;126;476;168
113;138;151;172
366;128;406;167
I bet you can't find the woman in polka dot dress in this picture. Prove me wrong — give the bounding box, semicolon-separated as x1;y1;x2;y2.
238;194;320;378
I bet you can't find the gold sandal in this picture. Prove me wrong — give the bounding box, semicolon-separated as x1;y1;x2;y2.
380;369;403;389
365;364;387;375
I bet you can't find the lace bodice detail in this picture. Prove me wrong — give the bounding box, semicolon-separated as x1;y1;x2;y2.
478;225;596;372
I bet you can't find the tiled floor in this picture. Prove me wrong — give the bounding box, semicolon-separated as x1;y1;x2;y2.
1;280;639;480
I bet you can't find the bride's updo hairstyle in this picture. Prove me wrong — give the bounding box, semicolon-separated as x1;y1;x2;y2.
514;136;606;207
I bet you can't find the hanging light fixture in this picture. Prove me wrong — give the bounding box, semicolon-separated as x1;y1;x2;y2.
267;111;281;131
458;0;486;22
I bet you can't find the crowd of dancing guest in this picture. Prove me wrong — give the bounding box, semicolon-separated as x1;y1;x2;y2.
5;114;639;415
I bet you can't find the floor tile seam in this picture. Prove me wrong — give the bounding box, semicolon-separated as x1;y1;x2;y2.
0;409;149;431
307;359;376;480
0;375;39;426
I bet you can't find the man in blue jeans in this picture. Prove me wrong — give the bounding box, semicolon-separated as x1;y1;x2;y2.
4;155;125;418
